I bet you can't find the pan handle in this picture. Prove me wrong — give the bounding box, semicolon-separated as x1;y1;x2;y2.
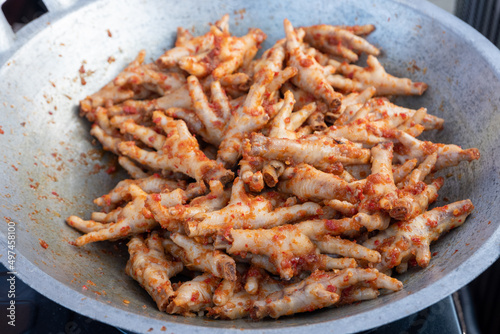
0;0;80;65
0;7;15;55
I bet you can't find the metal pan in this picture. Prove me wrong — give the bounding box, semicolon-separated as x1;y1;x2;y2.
1;0;499;333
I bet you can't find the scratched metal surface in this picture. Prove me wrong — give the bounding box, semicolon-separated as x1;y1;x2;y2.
0;0;499;333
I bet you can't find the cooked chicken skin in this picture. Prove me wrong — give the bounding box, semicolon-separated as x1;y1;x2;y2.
278;164;363;203
125;232;183;311
166;233;237;281
167;273;221;316
217;67;297;167
363;200;474;273
118;112;234;184
186;177;322;237
303;24;379;63
252;268;402;319
146;180;231;232
209;270;283;319
227;225;320;279
249;133;370;172
118;156;149;179
333;55;428;96
71;185;153;246
226;225;363;280
394;130;480;170
284;19;342;112
80;51;155;115
93;174;181;208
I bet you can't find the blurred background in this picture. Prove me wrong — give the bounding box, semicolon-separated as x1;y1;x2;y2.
433;0;500;48
1;0;499;333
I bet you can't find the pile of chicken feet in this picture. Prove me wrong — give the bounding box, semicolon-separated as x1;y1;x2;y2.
67;15;480;319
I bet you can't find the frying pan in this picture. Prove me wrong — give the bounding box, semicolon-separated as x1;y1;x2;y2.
1;0;499;333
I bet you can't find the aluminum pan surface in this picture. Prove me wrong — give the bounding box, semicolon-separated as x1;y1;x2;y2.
0;0;499;333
